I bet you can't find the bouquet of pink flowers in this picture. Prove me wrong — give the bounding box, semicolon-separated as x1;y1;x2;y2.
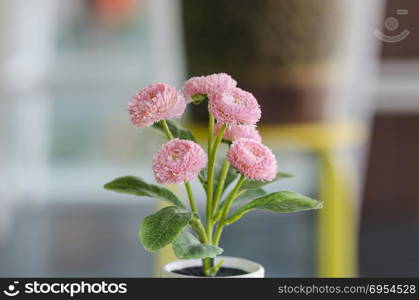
104;73;322;277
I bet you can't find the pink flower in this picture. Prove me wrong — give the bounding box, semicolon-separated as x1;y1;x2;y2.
214;123;262;143
128;83;186;128
209;88;261;125
153;139;207;184
183;73;237;103
228;138;277;181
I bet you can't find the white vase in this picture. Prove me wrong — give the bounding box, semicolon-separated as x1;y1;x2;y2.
161;256;265;278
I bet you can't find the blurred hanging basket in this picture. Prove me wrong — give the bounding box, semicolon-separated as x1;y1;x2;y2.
182;0;353;124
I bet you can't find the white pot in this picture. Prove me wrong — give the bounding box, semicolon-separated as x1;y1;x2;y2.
161;256;265;278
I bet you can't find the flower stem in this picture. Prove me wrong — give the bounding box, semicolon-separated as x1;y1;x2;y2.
205;123;226;242
205;112;215;241
202;115;224;277
212;160;230;217
160;120;173;140
190;217;208;243
203;259;213;276
184;181;197;213
205;113;214;240
213;174;246;246
208;112;214;156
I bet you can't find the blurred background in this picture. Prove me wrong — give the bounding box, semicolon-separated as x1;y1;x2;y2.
0;0;418;277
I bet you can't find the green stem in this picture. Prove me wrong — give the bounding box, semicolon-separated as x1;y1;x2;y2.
208;112;215;156
212;160;230;217
203;259;213;276
213;174;246;246
205;123;226;242
184;181;197;213
205;113;215;239
213;189;245;222
210;259;225;276
160;120;173;140
190;217;208;243
202;114;222;277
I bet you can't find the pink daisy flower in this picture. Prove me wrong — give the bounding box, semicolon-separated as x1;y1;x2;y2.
209;87;261;125
183;73;237;103
153;139;207;184
214;123;262;143
228;138;277;181
128;83;186;128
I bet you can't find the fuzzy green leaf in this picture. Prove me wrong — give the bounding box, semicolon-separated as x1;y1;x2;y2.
172;230;223;259
239;172;294;191
225;191;322;225
104;176;184;208
152;120;196;141
140;206;193;251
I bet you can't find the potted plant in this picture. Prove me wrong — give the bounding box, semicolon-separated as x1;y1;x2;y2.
104;73;322;277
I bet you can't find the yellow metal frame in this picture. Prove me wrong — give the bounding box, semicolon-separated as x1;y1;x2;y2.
154;121;367;277
258;122;366;277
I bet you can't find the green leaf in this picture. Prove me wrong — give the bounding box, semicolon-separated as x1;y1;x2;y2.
152;120;196;141
225;191;322;225
104;176;185;208
140;206;193;251
172;230;223;259
240;172;294;190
